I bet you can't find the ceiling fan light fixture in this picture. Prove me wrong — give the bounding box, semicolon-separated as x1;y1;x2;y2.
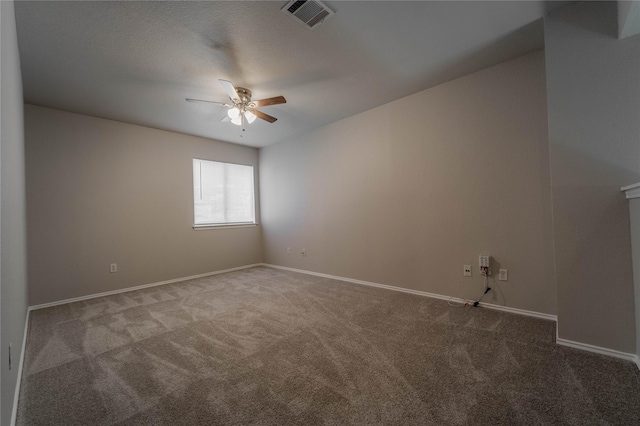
244;110;256;123
227;107;240;119
188;79;285;127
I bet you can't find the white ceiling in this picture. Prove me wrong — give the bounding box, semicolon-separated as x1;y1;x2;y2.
14;1;562;148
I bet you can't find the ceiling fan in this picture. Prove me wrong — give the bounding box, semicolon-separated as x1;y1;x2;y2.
186;79;286;127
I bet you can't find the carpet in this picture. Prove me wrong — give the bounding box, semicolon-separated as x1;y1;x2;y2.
16;266;640;425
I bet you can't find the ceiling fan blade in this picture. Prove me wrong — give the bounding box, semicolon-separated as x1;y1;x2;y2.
219;79;239;101
253;96;287;107
220;115;231;122
253;109;278;123
186;98;229;107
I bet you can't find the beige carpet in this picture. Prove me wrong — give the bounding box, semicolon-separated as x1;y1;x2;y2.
16;266;640;425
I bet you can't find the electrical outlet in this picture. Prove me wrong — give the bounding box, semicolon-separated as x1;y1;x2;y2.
301;248;306;257
110;263;117;273
499;269;508;281
287;247;291;255
463;265;472;277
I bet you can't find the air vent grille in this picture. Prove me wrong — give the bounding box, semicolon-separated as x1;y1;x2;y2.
282;0;334;29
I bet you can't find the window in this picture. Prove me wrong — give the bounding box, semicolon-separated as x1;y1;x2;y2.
193;159;256;227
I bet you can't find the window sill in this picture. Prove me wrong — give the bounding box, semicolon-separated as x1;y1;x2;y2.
193;223;258;231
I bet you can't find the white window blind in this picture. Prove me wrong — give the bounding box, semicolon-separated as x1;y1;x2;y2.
193;159;256;226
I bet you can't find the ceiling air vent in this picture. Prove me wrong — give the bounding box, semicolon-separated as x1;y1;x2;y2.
282;0;335;29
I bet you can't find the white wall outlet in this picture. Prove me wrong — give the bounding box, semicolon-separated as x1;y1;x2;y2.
463;265;472;277
499;269;508;281
287;247;291;255
110;263;118;273
301;248;306;257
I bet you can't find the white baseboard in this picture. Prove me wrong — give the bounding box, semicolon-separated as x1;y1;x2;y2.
260;263;557;322
10;310;30;426
29;263;262;311
556;338;640;368
477;300;557;321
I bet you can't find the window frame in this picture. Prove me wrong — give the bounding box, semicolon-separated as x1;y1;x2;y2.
192;158;258;230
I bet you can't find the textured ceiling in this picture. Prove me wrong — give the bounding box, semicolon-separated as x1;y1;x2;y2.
14;1;561;148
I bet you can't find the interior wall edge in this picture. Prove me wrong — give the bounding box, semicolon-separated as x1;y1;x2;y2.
1;0;29;424
544;0;640;355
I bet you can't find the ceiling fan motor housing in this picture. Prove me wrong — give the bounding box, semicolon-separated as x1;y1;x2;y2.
235;87;253;107
187;79;284;124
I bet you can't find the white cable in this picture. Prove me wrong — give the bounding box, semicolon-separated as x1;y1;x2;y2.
448;270;490;309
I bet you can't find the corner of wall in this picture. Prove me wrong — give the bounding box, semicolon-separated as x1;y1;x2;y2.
1;0;29;424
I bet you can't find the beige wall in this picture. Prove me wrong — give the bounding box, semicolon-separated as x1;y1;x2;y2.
1;1;28;423
630;199;640;358
545;1;640;353
25;105;261;305
260;51;556;315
